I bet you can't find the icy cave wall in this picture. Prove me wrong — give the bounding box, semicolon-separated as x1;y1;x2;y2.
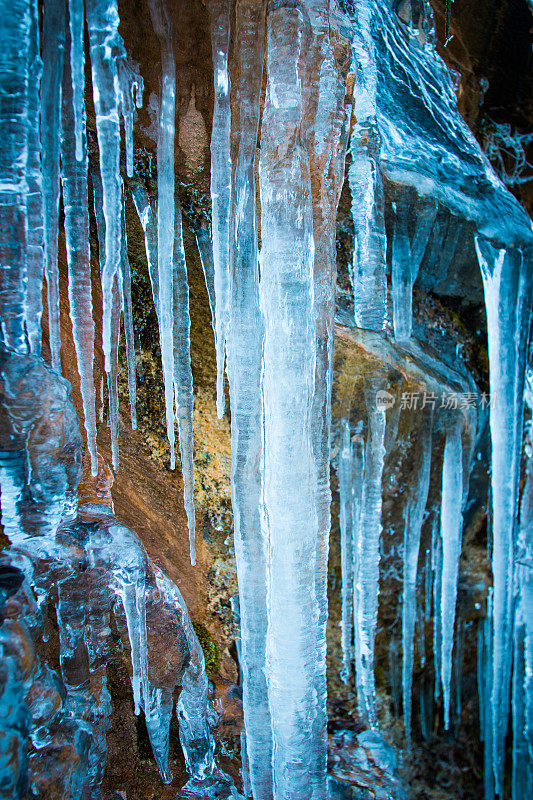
0;0;532;799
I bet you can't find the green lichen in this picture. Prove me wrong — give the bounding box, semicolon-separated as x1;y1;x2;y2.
192;621;220;677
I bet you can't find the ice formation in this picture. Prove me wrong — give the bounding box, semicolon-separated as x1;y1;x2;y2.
0;0;532;796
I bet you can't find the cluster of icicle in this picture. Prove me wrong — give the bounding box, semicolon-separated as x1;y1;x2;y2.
337;2;533;799
0;0;220;792
0;0;199;566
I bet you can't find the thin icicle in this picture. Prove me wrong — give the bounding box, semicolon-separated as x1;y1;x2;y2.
93;168;120;470
117;59;144;178
439;419;464;730
208;0;232;418
120;181;137;429
402;416;432;740
41;0;66;369
68;0;85;162
432;513;443;701
130;180;160;329
172;201;196;565
355;383;386;726
25;0;44;356
147;0;177;470
339;416;354;683
351;426;365;707
193;216;216;329
61;21;98;475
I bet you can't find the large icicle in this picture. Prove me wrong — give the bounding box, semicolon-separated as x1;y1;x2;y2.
439;418;464;730
61;19;98;475
259;3;319;795
307;7;351;794
339;416;354;683
474;236;532;795
0;0;31;354
401;416;432;740
24;0;44;356
226;0;271;796
354;382;387;727
172;202;196;565
208;0;232;418
147;0;177;469
41;0;65;370
120;181;137;429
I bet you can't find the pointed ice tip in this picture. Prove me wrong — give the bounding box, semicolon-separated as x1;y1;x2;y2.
90;454;99;478
190;550;196;567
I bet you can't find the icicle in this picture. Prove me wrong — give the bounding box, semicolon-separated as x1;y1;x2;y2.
391;197;436;342
130;180;160;329
41;0;66;369
172;202;196;565
147;0;177;470
453;617;464;728
339;416;354;683
351;426;365;708
0;0;32;353
432;514;443;701
349;152;387;331
259;3;319;794
355;382;386;726
117;59;144;179
474;235;532;795
226;0;271;795
61;19;98;475
120;181;137;430
154;567;215;781
401;416;432;740
439;418;464;730
512;392;533;799
25;0;45;356
68;0;84;162
192;216;216;329
92;169;120;470
85;0;125;374
307;7;351;794
347;0;387;332
208;0;232;418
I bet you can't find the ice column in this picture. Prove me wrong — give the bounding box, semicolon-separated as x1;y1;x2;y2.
401;416;432;740
354;383;386;726
41;0;65;370
0;0;31;353
439;419;464;730
208;0;232;418
61;21;98;475
226;0;272;796
474;235;533;795
259;4;318;796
